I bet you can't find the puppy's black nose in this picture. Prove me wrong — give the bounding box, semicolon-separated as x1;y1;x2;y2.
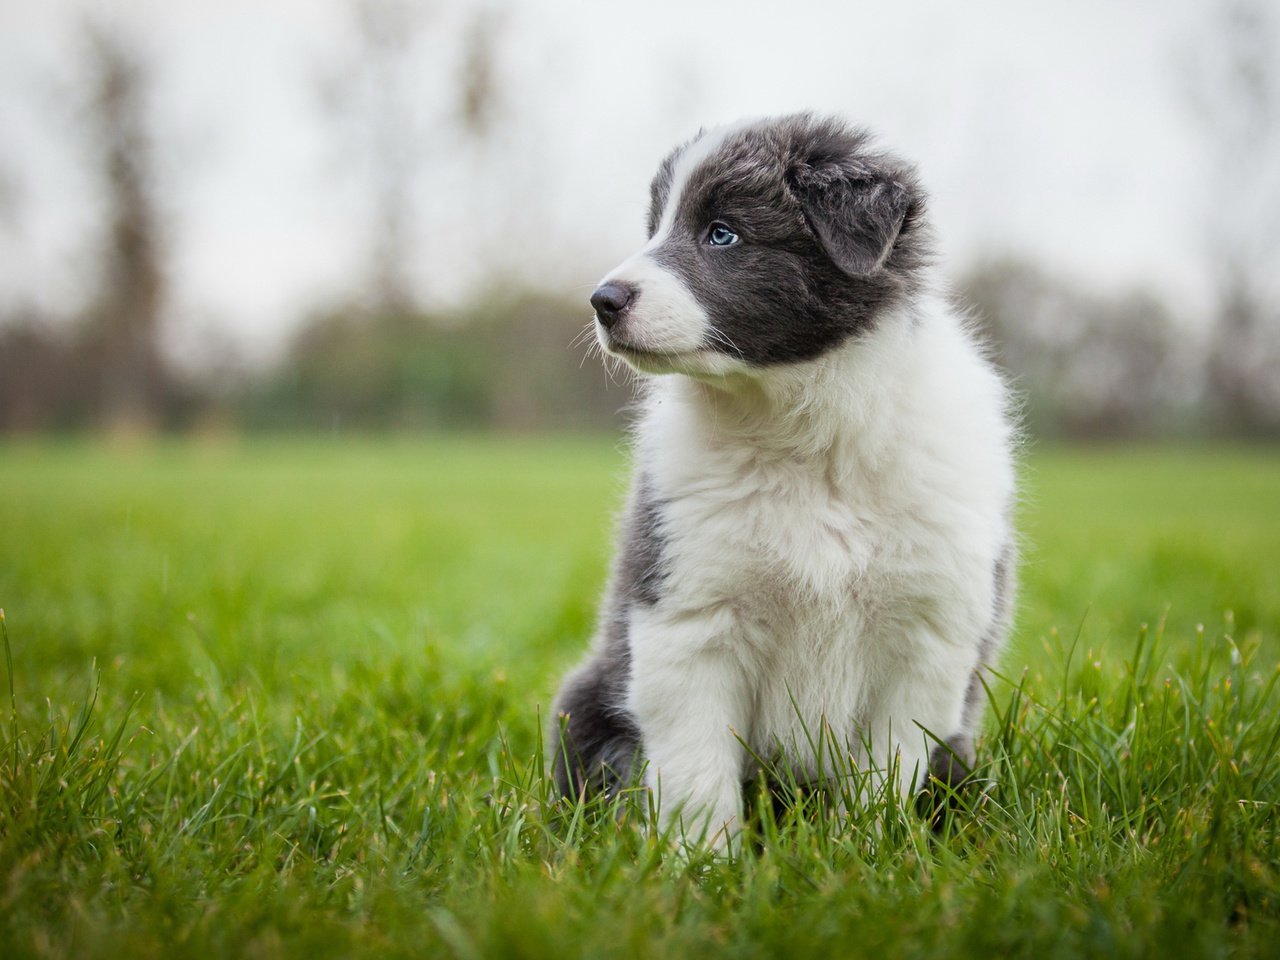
590;282;636;330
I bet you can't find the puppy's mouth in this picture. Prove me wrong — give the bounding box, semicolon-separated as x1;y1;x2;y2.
600;335;701;371
597;328;742;380
606;340;689;362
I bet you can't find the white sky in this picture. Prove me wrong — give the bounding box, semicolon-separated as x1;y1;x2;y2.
0;0;1261;361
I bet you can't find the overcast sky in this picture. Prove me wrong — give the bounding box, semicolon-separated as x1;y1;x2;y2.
0;0;1265;359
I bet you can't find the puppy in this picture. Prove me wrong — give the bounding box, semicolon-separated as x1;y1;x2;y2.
552;114;1016;848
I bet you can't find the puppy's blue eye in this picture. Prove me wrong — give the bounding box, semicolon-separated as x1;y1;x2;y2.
707;223;739;246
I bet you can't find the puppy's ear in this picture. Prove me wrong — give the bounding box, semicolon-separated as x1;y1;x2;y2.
789;159;913;276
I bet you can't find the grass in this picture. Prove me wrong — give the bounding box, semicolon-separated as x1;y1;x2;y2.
0;436;1278;958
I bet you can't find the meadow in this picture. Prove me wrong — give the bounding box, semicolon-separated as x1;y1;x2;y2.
1;437;1278;958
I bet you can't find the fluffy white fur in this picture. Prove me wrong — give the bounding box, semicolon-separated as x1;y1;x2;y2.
565;117;1018;850
613;291;1015;848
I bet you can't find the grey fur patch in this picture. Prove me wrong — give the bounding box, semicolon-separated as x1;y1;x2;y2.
927;734;976;789
550;478;666;798
646;114;933;366
962;540;1016;729
551;643;641;798
617;476;668;607
918;733;977;829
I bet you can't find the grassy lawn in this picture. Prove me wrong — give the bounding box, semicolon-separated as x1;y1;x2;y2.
1;437;1278;958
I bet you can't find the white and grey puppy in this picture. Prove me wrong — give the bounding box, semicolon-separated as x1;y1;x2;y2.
552;114;1016;848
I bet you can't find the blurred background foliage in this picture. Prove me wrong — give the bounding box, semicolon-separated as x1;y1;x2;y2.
238;295;620;432
1;0;1278;440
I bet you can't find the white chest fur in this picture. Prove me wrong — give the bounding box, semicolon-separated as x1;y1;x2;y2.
624;300;1015;796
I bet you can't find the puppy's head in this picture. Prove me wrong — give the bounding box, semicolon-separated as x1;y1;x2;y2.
591;114;930;377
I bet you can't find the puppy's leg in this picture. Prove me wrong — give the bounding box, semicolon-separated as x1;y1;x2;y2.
863;640;976;806
916;552;1015;822
629;616;752;851
552;655;642;799
925;730;975;788
916;729;976;827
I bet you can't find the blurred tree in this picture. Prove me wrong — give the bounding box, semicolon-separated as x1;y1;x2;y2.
345;0;426;313
320;0;435;309
0;20;187;433
0;160;18;228
318;0;507;312
1188;0;1280;435
272;0;571;433
456;6;502;141
76;20;175;432
960;259;1190;439
0;312;85;432
240;291;623;432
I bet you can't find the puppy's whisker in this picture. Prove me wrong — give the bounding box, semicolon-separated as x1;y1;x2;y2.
706;326;746;360
570;321;598;350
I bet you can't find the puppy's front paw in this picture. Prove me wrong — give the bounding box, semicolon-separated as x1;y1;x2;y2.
658;791;742;857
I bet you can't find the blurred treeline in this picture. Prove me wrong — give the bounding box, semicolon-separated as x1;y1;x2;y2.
2;2;1278;439
239;297;618;432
